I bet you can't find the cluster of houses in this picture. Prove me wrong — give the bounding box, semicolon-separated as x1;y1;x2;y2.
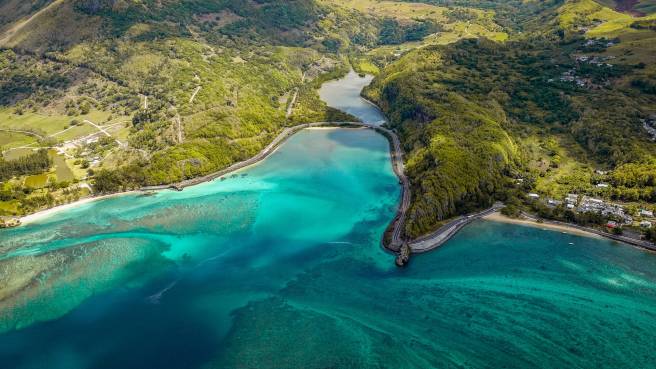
642;116;656;141
583;38;616;48
528;192;654;229
548;53;616;88
555;69;589;87
576;196;632;224
575;54;614;67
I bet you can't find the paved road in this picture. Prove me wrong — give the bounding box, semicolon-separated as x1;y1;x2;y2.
362;124;410;250
409;204;504;253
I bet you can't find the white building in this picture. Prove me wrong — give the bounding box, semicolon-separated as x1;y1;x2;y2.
565;194;579;204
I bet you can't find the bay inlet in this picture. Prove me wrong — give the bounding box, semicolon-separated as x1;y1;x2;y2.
1;71;656;368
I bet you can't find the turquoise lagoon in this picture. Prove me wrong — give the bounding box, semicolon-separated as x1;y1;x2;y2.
1;74;656;368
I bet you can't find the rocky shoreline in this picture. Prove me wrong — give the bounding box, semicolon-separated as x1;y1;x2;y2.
0;217;20;228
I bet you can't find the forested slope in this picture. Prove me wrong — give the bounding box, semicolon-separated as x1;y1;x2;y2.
0;0;379;213
367;0;656;238
1;0;654;237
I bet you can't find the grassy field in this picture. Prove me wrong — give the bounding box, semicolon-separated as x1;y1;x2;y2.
330;0;508;69
23;173;49;188
327;0;452;22
0;199;19;214
594;0;656;15
0;131;36;150
49;150;75;182
560;0;656;39
0;109;112;137
329;0;508;45
3;147;35;160
560;0;656;75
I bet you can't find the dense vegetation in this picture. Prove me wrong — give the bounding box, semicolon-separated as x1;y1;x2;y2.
0;0;655;242
0;149;50;181
0;0;379;201
378;18;442;45
367;1;656;238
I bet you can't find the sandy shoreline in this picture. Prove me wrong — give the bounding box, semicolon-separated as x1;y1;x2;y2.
483;212;603;239
19;191;138;225
14;124;386;228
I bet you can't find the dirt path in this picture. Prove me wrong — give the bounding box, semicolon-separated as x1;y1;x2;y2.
0;128;45;140
83;119;125;147
0;0;64;46
189;86;201;103
285;71;306;119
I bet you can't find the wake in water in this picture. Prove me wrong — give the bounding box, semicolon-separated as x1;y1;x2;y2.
148;280;179;304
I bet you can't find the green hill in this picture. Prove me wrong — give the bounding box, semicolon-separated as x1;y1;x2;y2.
0;0;654;240
367;0;656;238
0;0;506;214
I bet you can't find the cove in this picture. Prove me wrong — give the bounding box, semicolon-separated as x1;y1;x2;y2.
1;73;656;368
0;127;401;368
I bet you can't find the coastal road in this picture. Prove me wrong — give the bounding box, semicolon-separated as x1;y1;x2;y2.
409;204;504;253
358;124;410;250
